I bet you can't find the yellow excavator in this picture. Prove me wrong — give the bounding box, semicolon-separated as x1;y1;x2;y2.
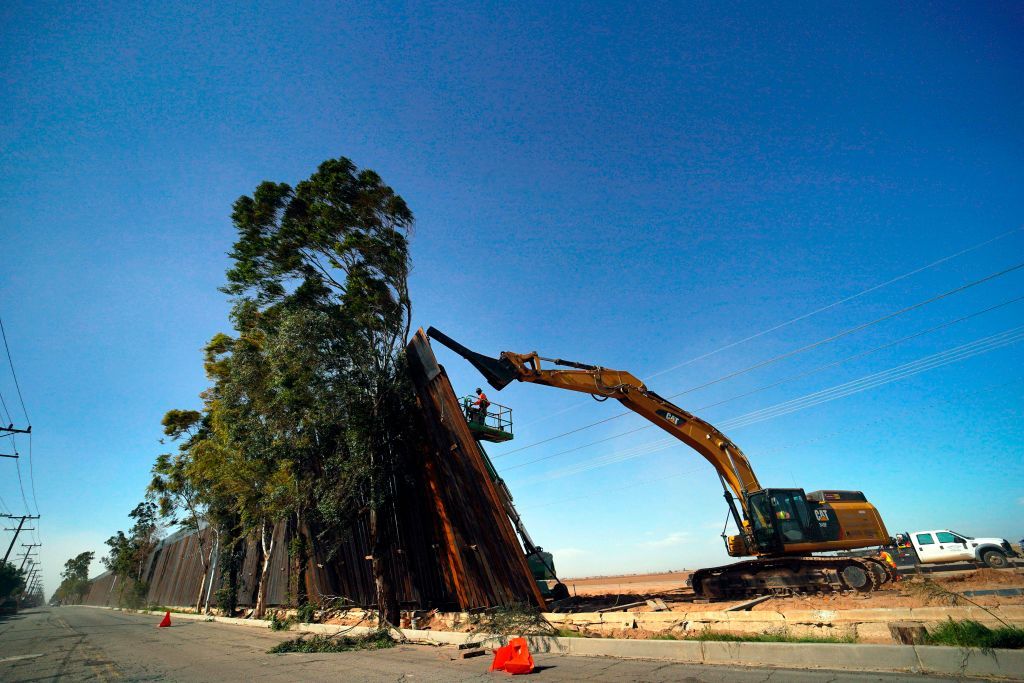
428;328;895;598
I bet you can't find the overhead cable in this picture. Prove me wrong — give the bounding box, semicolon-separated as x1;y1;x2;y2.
501;294;1024;470
509;326;1024;480
496;260;1024;458
521;378;1023;510
0;317;29;425
525;225;1023;427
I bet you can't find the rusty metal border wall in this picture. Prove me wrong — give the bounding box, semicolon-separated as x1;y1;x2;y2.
79;330;541;611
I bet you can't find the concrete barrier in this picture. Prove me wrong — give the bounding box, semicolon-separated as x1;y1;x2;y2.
72;605;1024;678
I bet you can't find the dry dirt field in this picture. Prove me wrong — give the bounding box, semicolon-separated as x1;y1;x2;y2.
563;570;693;597
561;567;1024;612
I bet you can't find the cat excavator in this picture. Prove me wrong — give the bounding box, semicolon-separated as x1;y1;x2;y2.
428;328;895;598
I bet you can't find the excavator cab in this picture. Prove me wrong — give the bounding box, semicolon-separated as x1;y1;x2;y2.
743;488;847;554
460;396;514;443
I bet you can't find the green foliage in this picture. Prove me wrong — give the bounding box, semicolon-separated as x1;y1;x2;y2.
268;630;397;654
0;562;26;600
296;602;317;624
269;612;293;631
53;551;95;604
689;628;856;644
133;155;418;621
468;603;556;636
116;580;149;610
926;619;1024;650
103;502;160;583
555;628;586;638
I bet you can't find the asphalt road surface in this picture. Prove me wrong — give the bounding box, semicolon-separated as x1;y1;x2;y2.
0;607;982;682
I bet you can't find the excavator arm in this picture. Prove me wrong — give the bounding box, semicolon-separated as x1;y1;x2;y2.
427;328;896;596
426;327;761;506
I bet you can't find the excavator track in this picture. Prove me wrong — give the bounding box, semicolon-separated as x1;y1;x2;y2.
691;556;888;599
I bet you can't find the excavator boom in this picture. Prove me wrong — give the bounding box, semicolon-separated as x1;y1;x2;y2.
427;327;761;501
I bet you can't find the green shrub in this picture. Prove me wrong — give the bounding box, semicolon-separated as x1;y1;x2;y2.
926;619;1024;650
296;602;317;624
269;630;397;654
269;612;292;631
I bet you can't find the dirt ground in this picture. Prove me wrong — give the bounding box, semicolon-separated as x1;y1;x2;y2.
560;567;1024;612
316;567;1024;631
563;570;693;598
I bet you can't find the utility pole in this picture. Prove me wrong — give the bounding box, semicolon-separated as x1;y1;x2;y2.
18;544;40;571
2;514;40;563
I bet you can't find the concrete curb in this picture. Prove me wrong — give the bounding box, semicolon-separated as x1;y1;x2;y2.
71;605;1024;679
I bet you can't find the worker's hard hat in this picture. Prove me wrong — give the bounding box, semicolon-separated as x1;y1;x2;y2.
476;387;483;393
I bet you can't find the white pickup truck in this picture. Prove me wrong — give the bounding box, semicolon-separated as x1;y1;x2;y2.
902;529;1018;568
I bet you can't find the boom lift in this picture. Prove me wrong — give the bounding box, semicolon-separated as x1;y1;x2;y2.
429;328;895;598
456;392;571;600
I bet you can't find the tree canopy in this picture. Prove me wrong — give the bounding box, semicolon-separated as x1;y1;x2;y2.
137;156;418;621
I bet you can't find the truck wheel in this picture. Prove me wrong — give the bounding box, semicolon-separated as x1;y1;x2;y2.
982;550;1009;569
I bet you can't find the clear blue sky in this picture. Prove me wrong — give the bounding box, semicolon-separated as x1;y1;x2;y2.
2;2;1022;595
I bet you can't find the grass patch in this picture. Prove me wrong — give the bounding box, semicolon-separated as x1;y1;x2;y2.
555;628;587;638
926;620;1024;650
689;629;856;644
269;630;397;654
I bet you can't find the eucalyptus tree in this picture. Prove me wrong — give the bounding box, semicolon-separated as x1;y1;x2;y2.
102;503;161;606
222;156;415;624
149;408;218;613
54;551;95;604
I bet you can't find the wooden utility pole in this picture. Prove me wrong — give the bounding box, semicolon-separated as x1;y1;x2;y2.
18;543;40;571
2;515;39;563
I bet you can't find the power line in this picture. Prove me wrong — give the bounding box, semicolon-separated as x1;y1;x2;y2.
661;262;1024;402
0;390;13;426
496;260;1024;458
14;455;31;513
519;378;1024;511
721;325;1024;431
27;432;39;516
507;326;1023;480
525;225;1023;427
645;225;1023;382
501;294;1024;471
0;316;30;425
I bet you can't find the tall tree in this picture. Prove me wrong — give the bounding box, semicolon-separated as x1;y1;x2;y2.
149;409;217;612
102;502;162;606
0;562;26;601
54;551;94;604
223;156;415;624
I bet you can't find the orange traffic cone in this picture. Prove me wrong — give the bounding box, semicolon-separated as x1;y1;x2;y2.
489;637;534;675
158;611;172;628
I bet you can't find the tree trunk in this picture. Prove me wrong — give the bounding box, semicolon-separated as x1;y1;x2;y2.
369;504;399;627
203;531;219;614
193;522;209;613
254;520;274;618
290;514;309;610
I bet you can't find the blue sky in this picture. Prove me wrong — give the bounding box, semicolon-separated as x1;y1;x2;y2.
2;2;1022;594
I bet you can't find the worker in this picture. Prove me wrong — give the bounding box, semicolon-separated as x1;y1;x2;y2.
878;549;901;581
470;387;489;424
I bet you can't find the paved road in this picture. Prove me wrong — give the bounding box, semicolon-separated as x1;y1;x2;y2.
0;607;980;682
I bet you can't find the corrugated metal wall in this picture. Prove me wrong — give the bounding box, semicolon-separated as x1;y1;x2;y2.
80;330;542;611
